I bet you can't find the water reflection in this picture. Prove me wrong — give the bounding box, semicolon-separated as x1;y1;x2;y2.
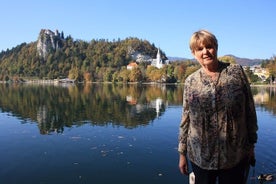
0;84;275;135
0;83;182;134
251;86;276;115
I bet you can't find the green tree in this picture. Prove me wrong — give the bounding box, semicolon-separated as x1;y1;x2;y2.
118;68;130;82
218;55;236;64
129;67;143;82
68;67;80;80
244;66;259;83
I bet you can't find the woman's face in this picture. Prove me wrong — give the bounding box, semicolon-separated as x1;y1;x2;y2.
192;43;217;67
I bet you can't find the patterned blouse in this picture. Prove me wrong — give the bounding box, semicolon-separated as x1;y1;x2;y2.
178;61;258;170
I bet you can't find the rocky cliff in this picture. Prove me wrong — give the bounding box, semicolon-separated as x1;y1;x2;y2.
127;46;153;63
36;29;63;59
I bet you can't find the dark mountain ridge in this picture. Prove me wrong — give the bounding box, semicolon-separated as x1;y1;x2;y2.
224;54;264;66
168;54;265;66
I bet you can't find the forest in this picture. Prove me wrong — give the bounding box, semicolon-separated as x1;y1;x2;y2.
0;32;275;84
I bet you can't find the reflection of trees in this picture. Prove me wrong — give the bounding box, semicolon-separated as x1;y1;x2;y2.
252;86;276;115
3;84;274;134
0;83;183;134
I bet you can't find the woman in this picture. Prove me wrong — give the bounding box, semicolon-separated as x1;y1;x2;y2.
178;30;258;184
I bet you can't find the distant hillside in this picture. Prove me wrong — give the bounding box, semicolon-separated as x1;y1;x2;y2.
168;55;264;66
167;56;192;61
224;55;264;66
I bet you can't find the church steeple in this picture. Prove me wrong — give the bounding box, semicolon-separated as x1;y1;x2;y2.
156;48;161;61
151;48;164;69
156;48;163;69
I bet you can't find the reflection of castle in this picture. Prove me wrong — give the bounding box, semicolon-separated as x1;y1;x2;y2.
149;98;163;117
37;105;50;134
126;95;137;105
253;89;269;105
126;96;166;117
37;105;63;134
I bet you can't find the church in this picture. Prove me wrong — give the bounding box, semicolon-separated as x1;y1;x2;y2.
127;48;169;70
151;48;163;69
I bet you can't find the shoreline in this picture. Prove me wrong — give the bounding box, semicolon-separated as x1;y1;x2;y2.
251;84;276;87
1;79;276;87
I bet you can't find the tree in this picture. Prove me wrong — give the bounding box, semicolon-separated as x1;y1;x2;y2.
103;68;113;82
61;31;64;39
244;66;259;83
218;55;236;64
145;66;164;82
83;72;92;82
129;67;143;82
118;68;130;82
68;67;80;80
174;64;186;82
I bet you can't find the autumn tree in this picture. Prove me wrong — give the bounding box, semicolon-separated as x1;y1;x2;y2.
218;55;236;64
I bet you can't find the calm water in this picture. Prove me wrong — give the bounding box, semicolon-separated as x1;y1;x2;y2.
0;83;275;184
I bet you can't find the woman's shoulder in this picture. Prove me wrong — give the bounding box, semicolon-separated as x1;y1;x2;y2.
222;62;242;68
220;62;243;73
185;68;201;81
220;62;247;83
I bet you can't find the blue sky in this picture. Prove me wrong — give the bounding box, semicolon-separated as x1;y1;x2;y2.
1;0;275;59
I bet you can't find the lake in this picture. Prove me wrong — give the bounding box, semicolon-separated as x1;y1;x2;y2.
0;83;275;184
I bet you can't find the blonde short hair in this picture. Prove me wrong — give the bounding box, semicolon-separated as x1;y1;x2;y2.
189;30;218;53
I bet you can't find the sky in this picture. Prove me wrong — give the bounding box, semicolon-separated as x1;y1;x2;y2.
1;0;275;59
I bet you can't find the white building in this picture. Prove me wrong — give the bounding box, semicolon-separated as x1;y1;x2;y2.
151;48;164;69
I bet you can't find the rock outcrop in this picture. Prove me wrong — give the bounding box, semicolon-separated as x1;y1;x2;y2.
127;46;152;63
37;29;63;59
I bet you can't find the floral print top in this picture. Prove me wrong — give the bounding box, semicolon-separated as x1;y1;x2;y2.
178;61;258;170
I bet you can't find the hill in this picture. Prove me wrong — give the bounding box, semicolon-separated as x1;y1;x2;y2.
224;54;264;66
0;28;268;83
168;55;264;66
0;29;167;81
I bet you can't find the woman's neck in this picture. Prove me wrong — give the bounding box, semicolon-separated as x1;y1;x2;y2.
202;61;220;80
202;60;219;72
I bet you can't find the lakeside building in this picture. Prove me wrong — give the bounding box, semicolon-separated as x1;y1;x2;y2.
249;65;270;81
127;62;138;70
